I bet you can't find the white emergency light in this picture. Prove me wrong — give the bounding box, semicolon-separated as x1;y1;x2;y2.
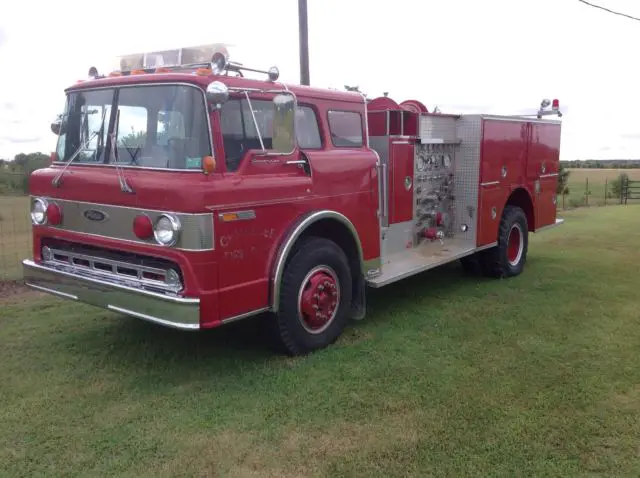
113;43;233;72
109;43;280;81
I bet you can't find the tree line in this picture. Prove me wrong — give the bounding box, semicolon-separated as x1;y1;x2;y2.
561;159;640;169
0;151;636;197
0;153;50;195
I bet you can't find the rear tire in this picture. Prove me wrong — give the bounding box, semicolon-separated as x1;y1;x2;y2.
480;205;529;278
269;237;352;356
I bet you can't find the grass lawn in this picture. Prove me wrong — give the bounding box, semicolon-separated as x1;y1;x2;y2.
1;205;640;476
564;168;640;208
0;195;31;280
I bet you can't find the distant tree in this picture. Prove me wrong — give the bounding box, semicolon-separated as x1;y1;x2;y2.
610;172;630;199
557;162;570;196
344;85;360;92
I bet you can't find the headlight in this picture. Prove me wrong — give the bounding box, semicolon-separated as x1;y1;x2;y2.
153;214;181;246
31;198;48;225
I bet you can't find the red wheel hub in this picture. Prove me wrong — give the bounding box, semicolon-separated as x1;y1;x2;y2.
298;267;340;333
507;224;523;266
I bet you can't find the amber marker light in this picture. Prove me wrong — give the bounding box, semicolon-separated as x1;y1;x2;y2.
202;156;216;175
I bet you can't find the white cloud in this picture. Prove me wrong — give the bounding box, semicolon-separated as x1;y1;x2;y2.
1;0;639;160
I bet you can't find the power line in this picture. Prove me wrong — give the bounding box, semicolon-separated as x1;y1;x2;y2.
577;0;640;22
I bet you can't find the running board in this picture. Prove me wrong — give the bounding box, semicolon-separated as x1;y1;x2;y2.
367;241;494;288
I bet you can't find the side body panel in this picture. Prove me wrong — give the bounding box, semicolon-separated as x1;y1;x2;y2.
477;118;529;246
529;122;561;228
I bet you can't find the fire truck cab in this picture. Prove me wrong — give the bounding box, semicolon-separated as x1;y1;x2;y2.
23;44;563;355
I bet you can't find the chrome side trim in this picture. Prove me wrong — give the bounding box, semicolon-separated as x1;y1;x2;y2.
23;259;200;330
270;210;365;313
33;197;214;251
535;218;564;232
481;181;500;187
361;92;370;148
221;307;270;325
540;173;559;178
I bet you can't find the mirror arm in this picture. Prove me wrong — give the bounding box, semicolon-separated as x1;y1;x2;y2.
243;91;266;152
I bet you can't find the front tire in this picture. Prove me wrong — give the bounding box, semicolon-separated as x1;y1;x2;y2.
480;205;529;278
270;237;353;356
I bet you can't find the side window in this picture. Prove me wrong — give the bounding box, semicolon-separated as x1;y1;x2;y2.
220;98;275;172
296;106;322;149
327;110;363;147
157;110;185;146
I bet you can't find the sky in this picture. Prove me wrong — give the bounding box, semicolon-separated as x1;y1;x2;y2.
0;0;639;161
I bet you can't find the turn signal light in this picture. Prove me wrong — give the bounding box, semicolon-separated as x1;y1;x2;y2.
46;203;63;226
133;214;154;239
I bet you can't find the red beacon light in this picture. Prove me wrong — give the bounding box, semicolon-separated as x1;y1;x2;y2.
552;99;560;111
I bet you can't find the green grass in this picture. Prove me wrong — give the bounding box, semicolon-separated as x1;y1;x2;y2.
563;168;640;208
0;195;31;280
1;205;640;476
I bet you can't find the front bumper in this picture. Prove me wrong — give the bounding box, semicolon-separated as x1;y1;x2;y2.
23;259;201;330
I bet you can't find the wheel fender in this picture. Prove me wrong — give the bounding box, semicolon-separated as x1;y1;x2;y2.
269;210;364;313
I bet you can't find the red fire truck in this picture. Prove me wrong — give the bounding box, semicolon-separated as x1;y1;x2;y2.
23;44;563;355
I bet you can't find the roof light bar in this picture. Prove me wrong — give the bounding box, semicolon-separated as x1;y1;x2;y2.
107;43;280;81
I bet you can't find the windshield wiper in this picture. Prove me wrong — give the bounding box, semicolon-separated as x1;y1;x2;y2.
52;108;106;188
110;109;135;194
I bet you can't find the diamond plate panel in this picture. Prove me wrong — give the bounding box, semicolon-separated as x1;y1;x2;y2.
419;115;457;142
452;115;483;246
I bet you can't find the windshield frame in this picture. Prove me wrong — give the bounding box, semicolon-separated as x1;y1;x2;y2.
52;82;213;173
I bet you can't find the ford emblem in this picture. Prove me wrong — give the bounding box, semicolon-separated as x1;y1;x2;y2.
84;209;107;222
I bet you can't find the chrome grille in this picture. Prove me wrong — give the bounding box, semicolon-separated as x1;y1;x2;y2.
42;247;183;295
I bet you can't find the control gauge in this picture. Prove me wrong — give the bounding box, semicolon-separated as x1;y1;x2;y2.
442;154;451;168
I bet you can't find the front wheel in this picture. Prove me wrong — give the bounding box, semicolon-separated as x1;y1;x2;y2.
480;205;529;278
269;237;353;356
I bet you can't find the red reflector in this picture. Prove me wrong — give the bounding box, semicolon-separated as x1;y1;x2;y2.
47;203;63;225
133;215;153;239
423;228;438;240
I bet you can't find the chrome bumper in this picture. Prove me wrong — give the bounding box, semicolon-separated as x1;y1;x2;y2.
22;259;201;330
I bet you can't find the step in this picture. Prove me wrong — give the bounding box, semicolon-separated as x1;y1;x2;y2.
366;240;477;288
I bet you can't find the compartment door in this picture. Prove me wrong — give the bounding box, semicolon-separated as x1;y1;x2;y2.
388;140;415;224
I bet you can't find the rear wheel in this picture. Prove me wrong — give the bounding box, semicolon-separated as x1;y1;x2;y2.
480;205;529;278
269;237;352;356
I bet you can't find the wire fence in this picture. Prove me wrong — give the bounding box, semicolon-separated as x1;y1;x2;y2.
0;171;639;282
559;171;640;210
0;192;31;281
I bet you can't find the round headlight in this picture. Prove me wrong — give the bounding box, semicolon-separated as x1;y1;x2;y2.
31;198;48;225
153;214;181;246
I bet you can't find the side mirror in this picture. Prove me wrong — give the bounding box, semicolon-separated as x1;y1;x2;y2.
206;81;229;109
271;94;295;154
50;116;65;135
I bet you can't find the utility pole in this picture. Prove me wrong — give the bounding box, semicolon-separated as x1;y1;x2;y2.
298;0;310;85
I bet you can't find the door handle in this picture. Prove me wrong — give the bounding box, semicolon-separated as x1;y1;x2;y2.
284;160;307;166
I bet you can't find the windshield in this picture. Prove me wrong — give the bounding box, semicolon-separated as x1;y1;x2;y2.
55;84;211;170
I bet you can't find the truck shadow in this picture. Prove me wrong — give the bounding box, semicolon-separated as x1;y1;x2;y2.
67;260;496;381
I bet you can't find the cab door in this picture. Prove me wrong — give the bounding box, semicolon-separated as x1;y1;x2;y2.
213;94;312;319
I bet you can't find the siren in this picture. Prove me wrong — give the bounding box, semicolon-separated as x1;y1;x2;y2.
210;44;229;75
